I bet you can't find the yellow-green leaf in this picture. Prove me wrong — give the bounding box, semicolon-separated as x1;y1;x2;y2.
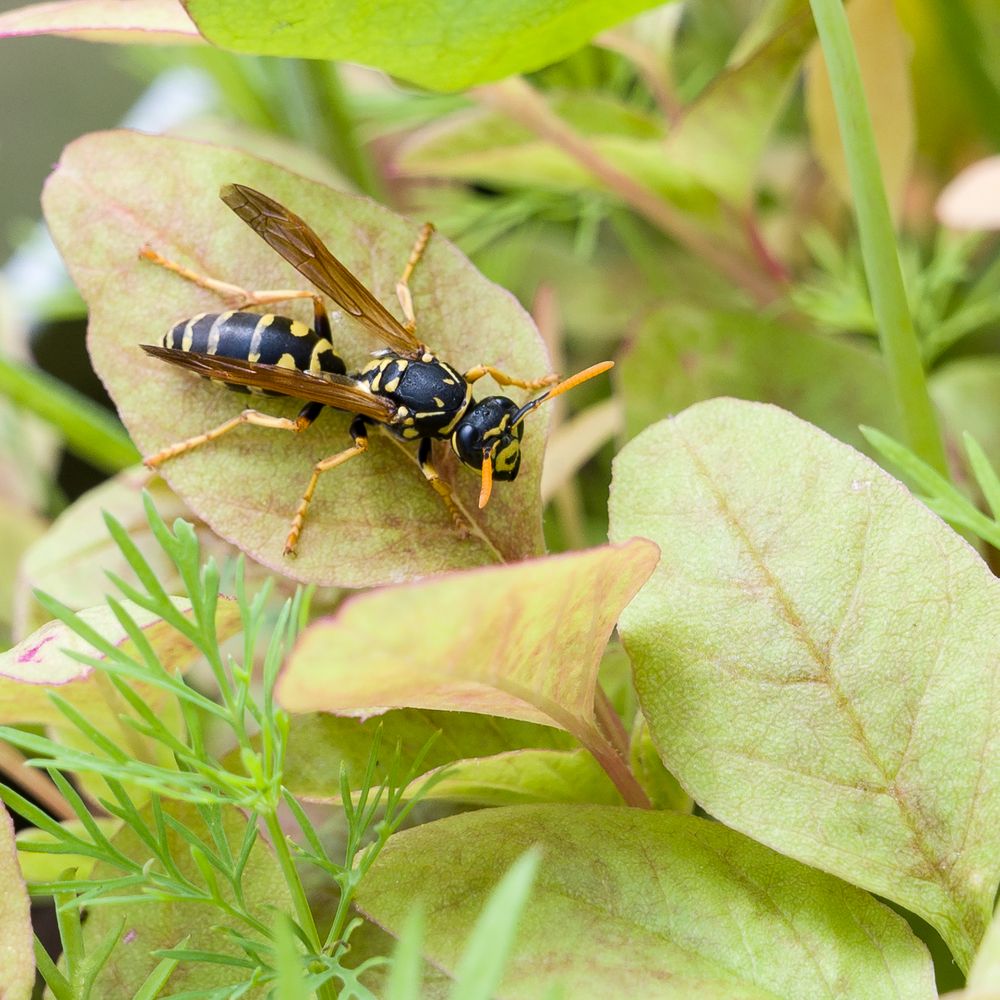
0;599;241;728
0;803;33;1000
182;0;668;92
357;805;935;999
609;399;1000;970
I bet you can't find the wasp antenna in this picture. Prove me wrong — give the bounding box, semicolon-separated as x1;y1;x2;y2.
478;447;495;509
512;360;614;425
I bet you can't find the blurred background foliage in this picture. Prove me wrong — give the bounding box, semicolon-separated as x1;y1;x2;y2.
1;0;999;643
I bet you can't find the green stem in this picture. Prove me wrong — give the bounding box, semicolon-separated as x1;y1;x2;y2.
809;0;947;476
0;354;139;472
260;809;336;999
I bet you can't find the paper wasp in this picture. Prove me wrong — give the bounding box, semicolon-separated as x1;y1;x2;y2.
140;184;612;556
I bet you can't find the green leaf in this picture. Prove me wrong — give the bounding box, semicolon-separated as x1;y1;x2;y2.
181;0;669;92
0;0;201;43
83;801;289;997
608;399;1000;970
15;818;123;882
450;850;539;1000
618;302;898;454
397;94;716;211
274;711;574;802
356;805;935;999
277;541;658;740
42;131;554;587
0;802;33;1000
404;748;622;806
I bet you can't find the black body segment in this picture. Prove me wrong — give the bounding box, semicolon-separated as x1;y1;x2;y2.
358;354;472;439
163;311;346;384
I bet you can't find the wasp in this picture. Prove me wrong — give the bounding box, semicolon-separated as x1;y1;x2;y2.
139;184;612;556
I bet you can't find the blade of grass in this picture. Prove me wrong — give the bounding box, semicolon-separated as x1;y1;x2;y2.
809;0;947;476
0;354;139;472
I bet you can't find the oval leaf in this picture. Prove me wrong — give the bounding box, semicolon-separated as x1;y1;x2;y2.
356;805;935;999
181;0;667;92
42;131;553;586
277;540;658;739
0;803;33;1000
0;0;202;43
608;399;1000;970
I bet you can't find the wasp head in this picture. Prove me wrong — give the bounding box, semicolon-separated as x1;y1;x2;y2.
451;396;524;483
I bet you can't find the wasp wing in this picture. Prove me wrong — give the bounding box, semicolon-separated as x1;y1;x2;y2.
142;345;397;423
220;183;422;356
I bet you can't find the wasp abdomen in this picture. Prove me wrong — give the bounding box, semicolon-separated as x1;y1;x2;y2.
163;312;346;395
358;354;471;439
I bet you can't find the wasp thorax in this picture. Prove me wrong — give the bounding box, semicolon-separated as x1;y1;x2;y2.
451;396;525;480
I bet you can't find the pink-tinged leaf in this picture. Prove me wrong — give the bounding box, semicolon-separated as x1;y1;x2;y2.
0;0;202;43
277;540;658;741
936;156;1000;231
0;599;242;726
0;803;33;1000
43;131;556;587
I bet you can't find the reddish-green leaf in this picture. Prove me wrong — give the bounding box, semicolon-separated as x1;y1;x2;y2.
277;541;658;743
42;131;555;586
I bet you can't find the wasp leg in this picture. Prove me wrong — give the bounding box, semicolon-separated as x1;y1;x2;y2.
395;223;435;334
284;416;369;557
418;437;469;533
463;365;559;392
139;246;319;312
144;401;324;467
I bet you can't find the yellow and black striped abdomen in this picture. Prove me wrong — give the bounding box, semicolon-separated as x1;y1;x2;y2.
162;311;346;395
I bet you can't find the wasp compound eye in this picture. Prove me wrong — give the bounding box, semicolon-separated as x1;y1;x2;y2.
451;396;522;476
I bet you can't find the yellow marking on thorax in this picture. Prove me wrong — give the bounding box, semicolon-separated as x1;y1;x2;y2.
309;341;332;372
438;382;473;436
289;321;310;337
207;311;233;355
277;353;298;370
248;313;275;363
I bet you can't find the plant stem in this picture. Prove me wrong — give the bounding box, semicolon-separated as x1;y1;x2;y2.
0;354;139;473
582;727;651;809
809;0;947;476
593;686;629;759
474;78;783;307
260;809;336;999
